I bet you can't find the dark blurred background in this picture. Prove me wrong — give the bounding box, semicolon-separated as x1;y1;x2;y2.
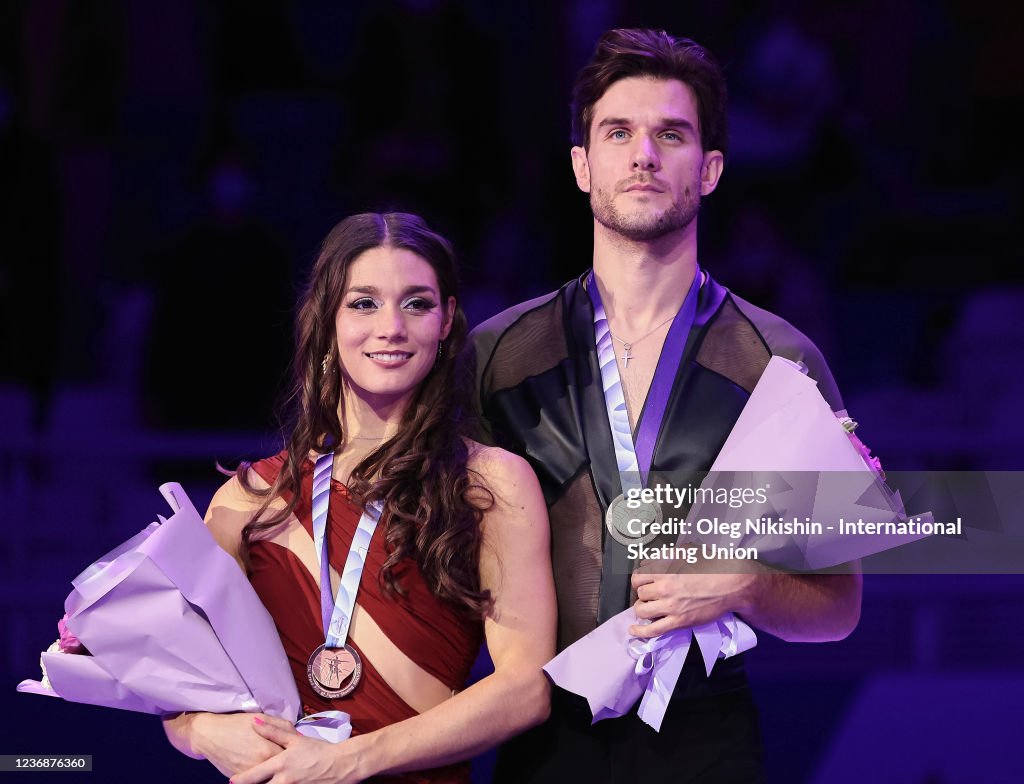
2;1;1023;781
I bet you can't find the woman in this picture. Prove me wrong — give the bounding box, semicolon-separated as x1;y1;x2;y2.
163;213;555;783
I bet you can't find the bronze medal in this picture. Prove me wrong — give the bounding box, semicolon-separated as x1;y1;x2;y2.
307;643;362;699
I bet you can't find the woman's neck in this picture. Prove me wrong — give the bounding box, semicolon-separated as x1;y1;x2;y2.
328;386;408;483
338;382;409;443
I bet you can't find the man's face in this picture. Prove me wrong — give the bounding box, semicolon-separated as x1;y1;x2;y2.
571;77;724;242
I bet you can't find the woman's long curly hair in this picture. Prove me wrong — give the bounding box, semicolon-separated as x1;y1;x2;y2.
237;212;492;616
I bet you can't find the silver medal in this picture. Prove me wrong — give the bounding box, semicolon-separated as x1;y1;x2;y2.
604;493;662;546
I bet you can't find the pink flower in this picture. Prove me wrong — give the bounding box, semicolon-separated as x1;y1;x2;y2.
57;614;85;654
847;431;885;480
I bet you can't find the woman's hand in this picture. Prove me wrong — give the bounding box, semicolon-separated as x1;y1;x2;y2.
230;716;367;784
162;712;286;778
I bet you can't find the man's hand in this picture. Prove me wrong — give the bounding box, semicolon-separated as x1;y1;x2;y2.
629;569;757;638
629;559;862;643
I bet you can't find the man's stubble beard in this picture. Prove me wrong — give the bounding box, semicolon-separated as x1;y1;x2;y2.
590;184;700;242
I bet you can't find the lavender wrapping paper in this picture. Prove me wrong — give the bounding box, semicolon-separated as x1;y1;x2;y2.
17;483;349;742
543;610;756;731
685;356;932;570
546;357;930;732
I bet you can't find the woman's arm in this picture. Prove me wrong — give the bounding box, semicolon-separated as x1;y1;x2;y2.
231;447;556;784
359;447;556;768
161;474;287;776
163;711;285;778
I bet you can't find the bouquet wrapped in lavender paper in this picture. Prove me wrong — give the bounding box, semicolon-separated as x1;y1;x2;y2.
16;483;350;743
545;356;931;731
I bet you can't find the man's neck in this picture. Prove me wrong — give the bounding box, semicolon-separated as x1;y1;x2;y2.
591;221;698;333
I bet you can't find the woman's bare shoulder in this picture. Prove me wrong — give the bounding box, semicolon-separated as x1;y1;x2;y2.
209;468;272;508
465;440;531;481
464;439;541;510
204;468;284;560
464;442;550;581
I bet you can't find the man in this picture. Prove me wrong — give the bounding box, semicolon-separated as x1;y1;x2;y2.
470;28;861;782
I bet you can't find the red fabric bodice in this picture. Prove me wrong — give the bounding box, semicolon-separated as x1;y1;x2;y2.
248;452;482;784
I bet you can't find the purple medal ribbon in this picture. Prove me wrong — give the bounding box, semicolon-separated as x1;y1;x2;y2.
587;268;701;487
311;453;380;647
311;455;336;635
307;453;381;700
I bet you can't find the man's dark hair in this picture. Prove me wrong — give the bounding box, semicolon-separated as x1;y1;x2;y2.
571;28;728;155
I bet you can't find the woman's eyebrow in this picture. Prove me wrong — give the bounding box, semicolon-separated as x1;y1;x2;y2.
345;284;436;296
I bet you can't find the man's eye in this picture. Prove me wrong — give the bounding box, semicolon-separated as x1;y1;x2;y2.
661;132;681;141
610;130;629;140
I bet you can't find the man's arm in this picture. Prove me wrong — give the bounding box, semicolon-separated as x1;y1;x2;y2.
465;288;563;448
672;295;859;641
629;567;862;642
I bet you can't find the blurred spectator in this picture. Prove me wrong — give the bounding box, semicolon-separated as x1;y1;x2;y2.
0;73;63;429
143;150;293;432
713;203;836;362
334;0;502;255
728;17;839;175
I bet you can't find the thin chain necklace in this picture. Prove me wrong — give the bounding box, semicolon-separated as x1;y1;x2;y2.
608;314;676;368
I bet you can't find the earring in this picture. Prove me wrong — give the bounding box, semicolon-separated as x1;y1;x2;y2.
437;341;444;360
321;350;332;376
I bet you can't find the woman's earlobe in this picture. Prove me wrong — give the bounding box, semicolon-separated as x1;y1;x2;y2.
442;296;457;340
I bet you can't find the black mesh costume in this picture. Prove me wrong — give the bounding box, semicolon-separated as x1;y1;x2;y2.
469;269;844;783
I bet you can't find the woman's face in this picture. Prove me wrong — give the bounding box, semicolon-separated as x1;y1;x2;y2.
333;245;455;414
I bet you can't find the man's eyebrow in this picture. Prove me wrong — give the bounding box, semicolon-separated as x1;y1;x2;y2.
595;116;698;132
596;116;633;129
659;117;697;132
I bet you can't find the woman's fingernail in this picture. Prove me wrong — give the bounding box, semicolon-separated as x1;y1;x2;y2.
253;716;265;725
